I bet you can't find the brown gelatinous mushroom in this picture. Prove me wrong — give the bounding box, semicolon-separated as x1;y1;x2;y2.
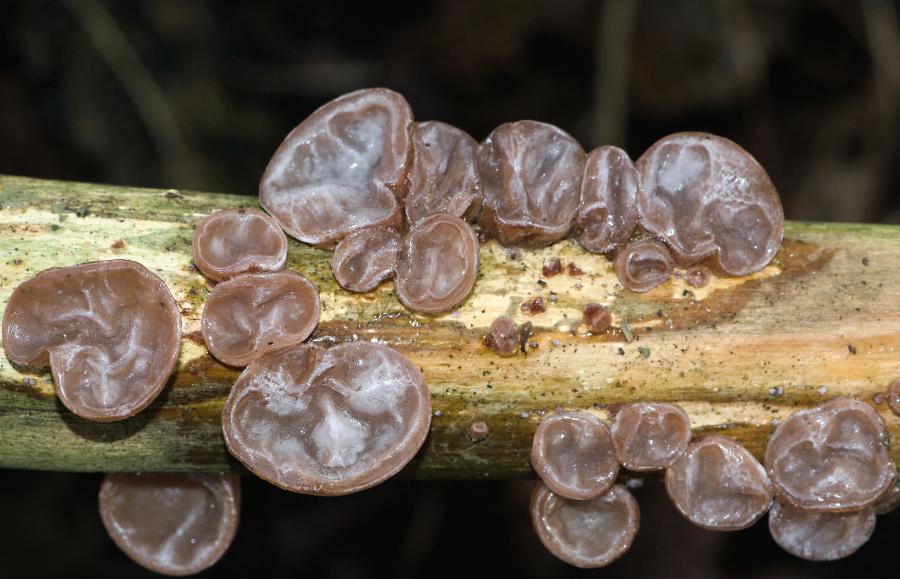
192;208;288;281
477;120;586;247
221;342;431;495
768;499;875;561
99;474;240;576
615;239;675;293
395;213;479;313
582;303;612;334
873;475;900;515
330;225;400;292
405;121;481;224
572;146;639;254
764;398;893;512
889;380;900;416
2;260;181;422
610;402;692;471
530;411;619;500
666;436;774;530
635;132;784;275
201;271;320;367
259;88;412;247
484;316;519;356
684;266;710;288
530;482;639;569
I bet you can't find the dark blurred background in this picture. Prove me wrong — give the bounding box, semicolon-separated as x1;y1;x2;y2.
1;0;899;577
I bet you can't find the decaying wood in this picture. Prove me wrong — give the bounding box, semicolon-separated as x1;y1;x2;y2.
1;175;899;477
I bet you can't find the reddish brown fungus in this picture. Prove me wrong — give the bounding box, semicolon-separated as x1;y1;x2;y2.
259;88;412;247
221;342;431;495
615;239;675;293
768;499;875;562
99;474;240;576
765;398;893;512
610;402;692;471
468;420;490;442
330;225;400;292
477;120;586;247
582;303;612;333
567;262;583;276
573;146;639;254
485;316;519;356
530;411;619;500
405;121;481;224
395;213;479;313
636;132;784;275
889;380;900;416
684;266;709;288
530;482;639;569
520;297;546;315
665;436;774;530
201;271;320;367
1;260;181;421
192;208;288;281
542;257;562;277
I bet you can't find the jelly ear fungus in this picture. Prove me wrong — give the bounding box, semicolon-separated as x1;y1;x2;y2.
768;500;875;562
331;225;401;292
572;146;639;254
615;239;675;293
192;208;288;281
610;402;691;471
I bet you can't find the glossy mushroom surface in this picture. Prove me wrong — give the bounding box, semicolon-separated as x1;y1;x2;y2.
582;303;611;333
2;259;181;421
259;88;412;247
477;120;586;247
221;342;431;495
615;239;675;293
889;380;900;416
405;121;481;224
201;271;320;367
530;482;639;569
666;436;774;530
484;316;519;356
530;411;619;500
573;146;639;254
635;132;784;275
191;208;288;281
330;225;400;292
764;398;893;512
768;499;875;562
395;213;479;313
610;402;692;471
873;476;900;515
99;474;240;576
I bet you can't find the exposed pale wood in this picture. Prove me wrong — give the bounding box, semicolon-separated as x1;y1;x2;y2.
1;174;899;477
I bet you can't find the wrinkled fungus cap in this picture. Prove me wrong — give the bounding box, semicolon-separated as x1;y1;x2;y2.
768;499;875;561
331;225;401;292
221;342;431;495
610;402;692;471
2;260;181;421
573;146;639;254
615;239;675;293
192;208;288;281
485;316;519;357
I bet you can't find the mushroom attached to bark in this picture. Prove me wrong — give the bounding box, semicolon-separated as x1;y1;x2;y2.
259;88;412;247
405;121;481;224
2;260;181;421
764;398;893;512
615;239;675;293
395;213;479;313
221;342;431;495
477;120;586;247
889;380;900;416
530;482;639;569
192;208;288;281
610;402;692;471
582;303;612;333
201;271;320;367
873;475;900;515
484;316;519;356
768;499;875;561
530;411;619;500
666;436;774;530
99;474;240;576
572;146;639;254
635;132;784;275
330;225;400;292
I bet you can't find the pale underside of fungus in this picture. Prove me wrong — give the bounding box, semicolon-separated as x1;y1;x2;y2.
191;208;288;281
259;88;413;247
615;238;675;293
610;402;692;471
768;499;875;562
873;475;900;515
99;474;240;576
330;224;401;292
572;145;639;254
221;342;431;496
1;259;181;421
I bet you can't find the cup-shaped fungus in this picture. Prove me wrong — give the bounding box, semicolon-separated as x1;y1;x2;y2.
635;132;784;276
405;121;481;224
764;398;893;512
2;260;181;421
191;208;288;281
99;474;240;576
610;402;692;471
768;499;875;561
889;380;900;416
330;225;401;292
395;213;479;313
666;436;774;530
201;271;320;367
572;146;639;254
615;239;675;293
477;120;586;247
582;303;612;334
484;316;519;356
530;411;619;500
530;482;639;569
873;476;900;515
221;342;431;495
259;88;412;247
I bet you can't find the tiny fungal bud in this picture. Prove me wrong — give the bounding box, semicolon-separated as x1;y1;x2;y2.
485;316;519;356
615;239;674;293
582;303;612;333
567;262;583;276
610;402;691;471
889;380;900;416
520;297;546;315
769;499;875;561
331;225;401;292
468;420;490;442
684;266;709;288
542;257;562;277
572;146;639;254
192;208;288;281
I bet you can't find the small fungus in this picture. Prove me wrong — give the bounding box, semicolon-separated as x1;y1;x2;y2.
615;239;675;293
520;297;546;315
684;266;709;288
484;316;519;356
567;262;583;276
330;224;401;292
572;146;639;254
768;499;875;562
542;257;562;277
888;380;900;416
192;208;288;281
610;402;692;471
468;420;490;442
